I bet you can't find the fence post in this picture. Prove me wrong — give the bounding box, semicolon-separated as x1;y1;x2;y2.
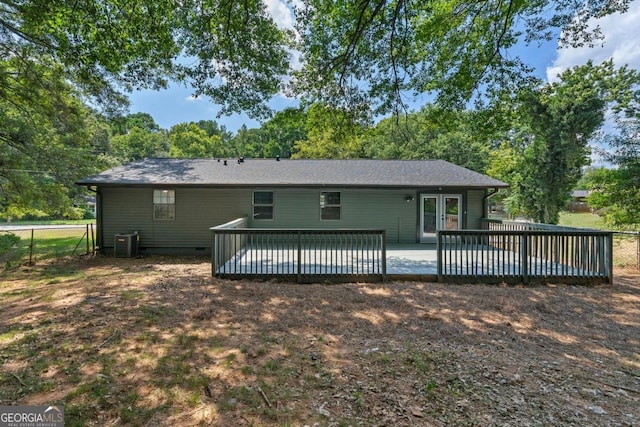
91;223;95;254
637;232;640;271
86;224;90;255
29;228;34;265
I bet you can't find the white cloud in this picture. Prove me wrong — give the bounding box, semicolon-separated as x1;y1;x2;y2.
547;0;640;82
265;0;296;30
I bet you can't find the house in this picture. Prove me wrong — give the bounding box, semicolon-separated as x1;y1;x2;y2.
76;158;508;255
568;189;591;213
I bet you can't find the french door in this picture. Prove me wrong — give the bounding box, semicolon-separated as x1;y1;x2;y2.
420;194;462;242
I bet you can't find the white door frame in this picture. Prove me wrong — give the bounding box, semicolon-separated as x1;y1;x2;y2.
419;194;463;243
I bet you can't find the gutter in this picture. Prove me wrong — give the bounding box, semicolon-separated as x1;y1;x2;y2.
483;188;502;219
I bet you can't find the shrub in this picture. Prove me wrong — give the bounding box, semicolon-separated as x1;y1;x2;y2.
0;233;20;256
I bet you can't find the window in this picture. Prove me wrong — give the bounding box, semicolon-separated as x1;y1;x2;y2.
320;191;341;220
153;189;175;220
253;191;274;220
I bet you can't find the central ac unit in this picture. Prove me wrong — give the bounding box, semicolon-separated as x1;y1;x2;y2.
114;233;139;258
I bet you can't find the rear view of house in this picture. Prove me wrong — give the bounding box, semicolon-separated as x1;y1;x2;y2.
77;158;507;255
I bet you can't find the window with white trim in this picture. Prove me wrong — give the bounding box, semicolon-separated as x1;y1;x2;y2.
153;189;175;220
253;191;274;220
320;191;341;220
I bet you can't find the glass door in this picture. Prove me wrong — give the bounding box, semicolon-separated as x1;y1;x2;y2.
420;194;462;242
443;196;461;230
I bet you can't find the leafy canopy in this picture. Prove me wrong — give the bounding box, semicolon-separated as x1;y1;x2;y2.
0;59;110;218
490;60;640;224
1;0;292;118
292;0;631;115
1;0;634;118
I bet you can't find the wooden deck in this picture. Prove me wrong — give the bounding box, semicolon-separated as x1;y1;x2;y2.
211;220;613;284
216;243;605;282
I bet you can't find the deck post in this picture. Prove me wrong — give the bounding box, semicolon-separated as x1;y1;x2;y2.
436;231;443;282
297;231;302;283
608;233;614;283
211;230;218;277
381;230;387;281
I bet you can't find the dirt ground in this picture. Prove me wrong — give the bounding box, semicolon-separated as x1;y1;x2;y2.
0;256;639;426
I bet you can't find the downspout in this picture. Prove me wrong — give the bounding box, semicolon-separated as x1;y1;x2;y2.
483;188;501;222
87;186;103;253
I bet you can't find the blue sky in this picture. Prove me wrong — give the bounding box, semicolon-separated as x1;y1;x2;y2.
128;0;640;133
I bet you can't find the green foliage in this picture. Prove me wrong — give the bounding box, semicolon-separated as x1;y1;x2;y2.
585;119;640;229
364;106;494;172
2;0;292;118
293;104;367;158
168;123;224;158
2;0;635;120
256;109;308;158
110;113;162;136
0;60;112;219
0;233;20;256
292;0;628;115
231;125;266;158
110;126;170;162
491;61;640;224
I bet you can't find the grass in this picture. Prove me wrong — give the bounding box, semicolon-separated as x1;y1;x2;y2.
0;219;95;226
0;258;639;425
557;212;638;267
1;228;91;269
558;212;605;229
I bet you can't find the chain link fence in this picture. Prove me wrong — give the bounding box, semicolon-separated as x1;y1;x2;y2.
0;225;96;271
611;231;639;270
1;223;638;274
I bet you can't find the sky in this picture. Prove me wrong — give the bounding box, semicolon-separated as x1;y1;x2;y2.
128;0;640;133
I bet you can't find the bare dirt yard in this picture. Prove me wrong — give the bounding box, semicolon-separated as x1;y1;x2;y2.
1;256;639;426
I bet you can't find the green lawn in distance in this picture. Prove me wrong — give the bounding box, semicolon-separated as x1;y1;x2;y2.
558;212;605;229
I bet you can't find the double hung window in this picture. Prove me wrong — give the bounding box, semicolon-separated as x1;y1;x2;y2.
253;191;274;220
320;191;341;220
153;189;175;220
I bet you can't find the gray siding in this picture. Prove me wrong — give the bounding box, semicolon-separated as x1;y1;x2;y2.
250;188;417;243
99;186;489;252
101;187;250;252
466;189;485;229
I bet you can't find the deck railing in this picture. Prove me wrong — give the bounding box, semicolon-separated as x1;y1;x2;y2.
438;226;613;283
211;224;386;282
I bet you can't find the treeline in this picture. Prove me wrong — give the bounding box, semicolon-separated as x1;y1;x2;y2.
2;0;639;228
2;60;640;228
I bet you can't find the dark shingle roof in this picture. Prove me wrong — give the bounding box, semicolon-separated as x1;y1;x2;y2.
77;158;508;188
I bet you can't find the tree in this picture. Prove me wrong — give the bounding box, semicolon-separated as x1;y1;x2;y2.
0;64;110;218
293;104;367;159
292;0;631;116
168;123;224;158
111;127;170;162
494;61;640;224
4;0;632;121
1;0;291;118
110;113;162;136
258;108;308;158
364;106;495;172
585;119;640;229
